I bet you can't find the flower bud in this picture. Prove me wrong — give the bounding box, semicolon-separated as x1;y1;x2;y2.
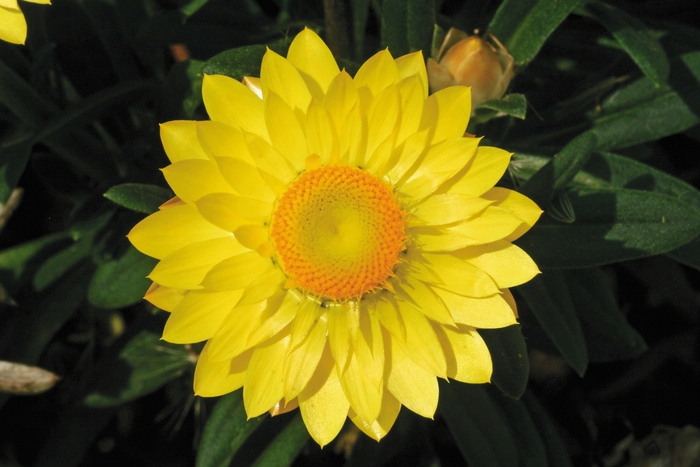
427;28;514;108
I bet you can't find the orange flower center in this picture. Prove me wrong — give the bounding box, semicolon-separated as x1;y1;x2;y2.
270;165;405;301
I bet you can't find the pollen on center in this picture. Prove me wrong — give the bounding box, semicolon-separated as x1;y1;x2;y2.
270;165;405;301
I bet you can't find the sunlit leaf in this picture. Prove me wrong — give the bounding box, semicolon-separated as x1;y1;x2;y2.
104;183;173;214
201;44;289;81
477;93;528;119
88;245;158;309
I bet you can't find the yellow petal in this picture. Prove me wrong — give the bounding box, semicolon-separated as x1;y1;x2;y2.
194;343;251;397
340;350;383;424
234;224;269;251
163;289;243;343
290;298;321;349
420;252;500;297
455;241;541;288
196;120;255;165
0;6;25;44
386;333;438;418
394;51;428;98
265;91;308;171
348;389;401;441
128;203;230;260
298;344;350;447
419;85;471;145
1;0;20;9
245;290;300;349
237;266;286;306
354;49;399;99
366;85;400;159
482;187;543;241
400;137;480;201
144;283;186;312
215;156;278;202
160;121;209;163
260;47;312;110
434;324;492;383
243;132;297;184
385;129;430;184
410;193;493;226
287;28;340;101
206;299;270;362
394;275;455;326
395;75;425;145
324;71;359;134
502;288;518;318
445;146;513;197
202;74;268;139
432;288;518;328
195;192;272;226
447;205;525;244
352;311;385;390
283;315;327;400
305;99;339;164
338;103;367;167
394;300;447;377
200;251;273;291
148;236;246;289
161;159;234;203
371;297;406;344
244;329;291;417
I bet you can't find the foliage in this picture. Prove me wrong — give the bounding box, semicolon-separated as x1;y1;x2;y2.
1;0;699;466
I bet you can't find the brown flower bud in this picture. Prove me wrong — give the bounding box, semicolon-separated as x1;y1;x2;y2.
427;28;515;109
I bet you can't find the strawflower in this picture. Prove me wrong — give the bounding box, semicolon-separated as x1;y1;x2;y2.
0;0;50;45
128;28;541;446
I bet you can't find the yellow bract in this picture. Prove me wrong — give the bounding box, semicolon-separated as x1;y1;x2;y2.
128;28;542;447
1;0;50;45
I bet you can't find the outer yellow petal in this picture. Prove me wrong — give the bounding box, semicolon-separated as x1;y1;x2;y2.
265;91;308;171
128;203;230;260
483;187;543;241
447;205;525;244
394;301;447;377
215;157;276;203
455;241;541;288
338;103;366;167
354;49;400;99
160;121;210;163
194;343;251;397
244;330;291;417
420;252;500;297
161;159;234;203
434;323;492;383
163;289;243;343
195;192;272;226
144;283;187;312
202;74;268;139
400;137;480;201
395;75;425;145
298;344;350;447
386;333;438;418
432;288;518;328
148;236;246;289
243;132;297;184
260;48;312;110
394;51;428;98
324;71;359;134
207;299;270;362
394;275;455;326
349;389;401;441
237;266;286;306
200;251;274;291
24;0;51;4
0;5;26;45
385;129;430;184
287;28;340;101
1;0;21;8
283;316;327;400
244;290;300;350
327;305;351;373
196;121;255;165
340;350;383;424
410;193;493;226
419;86;471;145
366;85;400;159
352;311;385;390
445;146;513;198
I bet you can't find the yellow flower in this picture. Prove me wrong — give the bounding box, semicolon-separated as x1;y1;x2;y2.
427;28;515;108
0;0;50;45
128;28;541;446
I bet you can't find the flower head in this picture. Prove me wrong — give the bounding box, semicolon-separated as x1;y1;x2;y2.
1;0;50;45
128;28;541;446
427;28;515;108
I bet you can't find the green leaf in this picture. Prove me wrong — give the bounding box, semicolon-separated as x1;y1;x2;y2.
83;330;193;407
381;0;408;57
0;58;57;126
479;325;529;399
521;391;574;467
519;131;598;209
564;268;647;361
517;271;588;376
0;232;71;295
196;391;266;467
351;0;372;60
590;51;700;150
580;0;669;86
488;0;580;65
103;183;174;214
478;93;528;119
249;413;309;467
438;382;519;467
88;246;158;309
406;0;435;57
201;43;289;81
180;0;211;17
33;237;95;292
0;135;32;204
518;187;700;268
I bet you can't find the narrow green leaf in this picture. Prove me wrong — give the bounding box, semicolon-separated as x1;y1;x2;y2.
0;232;71;295
438;382;518;467
517;271;588;376
406;0;435;57
201;43;288;81
478;93;528;119
0;135;33;204
181;0;211;17
33;237;95;292
564;268;647;361
581;0;669;86
196;391;266;467
250;413;309;467
479;325;529;399
519;132;598;209
518;187;700;268
0;58;57;126
104;183;173;214
488;0;580;65
381;0;408;57
522;391;575;467
88;246;158;309
83;331;193;407
489;391;549;467
590;51;700;150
